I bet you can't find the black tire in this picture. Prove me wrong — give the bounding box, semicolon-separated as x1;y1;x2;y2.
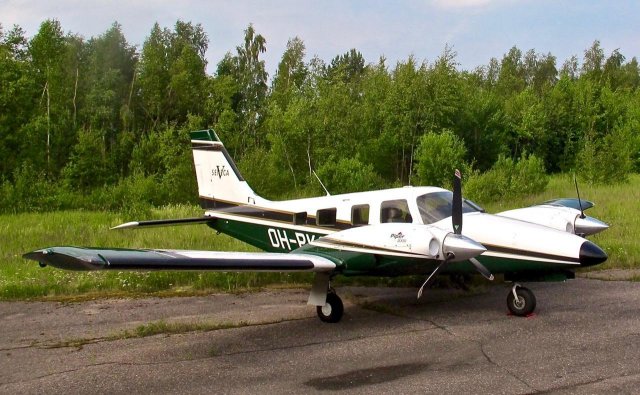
507;286;536;316
317;292;344;323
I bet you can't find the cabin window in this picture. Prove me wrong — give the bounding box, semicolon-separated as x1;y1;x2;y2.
351;204;370;226
380;199;412;223
293;212;307;225
316;208;337;226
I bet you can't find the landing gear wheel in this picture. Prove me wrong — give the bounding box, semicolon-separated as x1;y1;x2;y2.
317;292;344;323
507;285;536;316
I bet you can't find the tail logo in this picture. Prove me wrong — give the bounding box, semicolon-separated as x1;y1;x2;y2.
211;165;230;179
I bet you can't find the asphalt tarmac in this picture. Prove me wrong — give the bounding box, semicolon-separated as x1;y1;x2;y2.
1;277;639;394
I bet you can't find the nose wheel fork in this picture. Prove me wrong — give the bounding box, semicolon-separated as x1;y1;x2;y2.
507;284;536;316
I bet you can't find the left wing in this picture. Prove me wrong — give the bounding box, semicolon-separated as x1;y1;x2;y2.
23;247;336;272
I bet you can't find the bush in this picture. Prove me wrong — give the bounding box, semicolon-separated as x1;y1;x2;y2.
316;156;385;195
237;148;292;199
577;127;634;184
465;153;548;203
0;162;63;213
414;130;467;188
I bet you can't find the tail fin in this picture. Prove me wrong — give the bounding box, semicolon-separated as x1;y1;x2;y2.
191;129;261;208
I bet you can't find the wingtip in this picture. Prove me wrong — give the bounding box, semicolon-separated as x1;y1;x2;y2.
110;221;140;230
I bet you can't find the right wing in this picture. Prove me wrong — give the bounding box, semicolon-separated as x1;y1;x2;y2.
23;247;336;272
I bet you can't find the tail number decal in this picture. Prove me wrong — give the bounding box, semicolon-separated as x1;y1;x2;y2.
267;228;316;251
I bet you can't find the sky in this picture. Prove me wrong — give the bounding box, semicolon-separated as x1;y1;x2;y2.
1;0;639;76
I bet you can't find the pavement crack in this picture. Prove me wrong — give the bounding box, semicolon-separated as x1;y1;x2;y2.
479;341;538;392
0;325;445;388
0;344;36;352
535;370;640;394
363;306;539;392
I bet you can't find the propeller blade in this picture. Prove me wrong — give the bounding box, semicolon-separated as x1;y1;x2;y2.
452;169;462;234
470;257;494;281
574;174;585;219
417;255;452;299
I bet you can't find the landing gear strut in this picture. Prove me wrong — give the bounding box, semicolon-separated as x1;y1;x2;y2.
317;288;344;323
507;283;536;316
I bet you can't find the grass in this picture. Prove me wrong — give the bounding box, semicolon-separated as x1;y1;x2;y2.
0;204;313;300
46;318;278;349
481;173;640;270
1;174;639;300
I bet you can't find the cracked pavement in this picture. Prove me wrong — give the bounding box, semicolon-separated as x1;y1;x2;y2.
1;278;639;394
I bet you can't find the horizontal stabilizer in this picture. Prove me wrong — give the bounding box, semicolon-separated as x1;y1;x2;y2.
23;247;336;272
111;216;215;230
541;198;594;211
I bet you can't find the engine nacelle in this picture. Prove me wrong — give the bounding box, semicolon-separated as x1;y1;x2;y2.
497;205;608;236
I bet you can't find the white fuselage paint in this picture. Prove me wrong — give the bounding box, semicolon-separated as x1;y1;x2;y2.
206;186;588;264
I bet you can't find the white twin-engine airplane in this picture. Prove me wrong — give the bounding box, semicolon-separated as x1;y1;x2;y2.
25;130;609;323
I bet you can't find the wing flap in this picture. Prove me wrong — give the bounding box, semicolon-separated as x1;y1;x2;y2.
23;247;336;272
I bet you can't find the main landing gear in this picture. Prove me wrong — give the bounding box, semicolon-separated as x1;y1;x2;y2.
316;288;344;323
507;283;536;316
308;274;344;323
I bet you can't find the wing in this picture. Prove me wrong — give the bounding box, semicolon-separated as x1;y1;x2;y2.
110;216;215;230
540;198;594;211
23;247;335;272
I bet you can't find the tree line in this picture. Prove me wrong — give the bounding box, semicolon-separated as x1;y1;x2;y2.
0;19;638;213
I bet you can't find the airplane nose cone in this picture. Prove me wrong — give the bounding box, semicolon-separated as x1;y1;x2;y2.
579;241;608;267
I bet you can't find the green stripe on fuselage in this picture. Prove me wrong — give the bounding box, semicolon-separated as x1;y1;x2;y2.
208;217;578;279
208;219;325;253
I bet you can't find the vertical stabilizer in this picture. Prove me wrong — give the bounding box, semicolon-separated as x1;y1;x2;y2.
191;129;261;208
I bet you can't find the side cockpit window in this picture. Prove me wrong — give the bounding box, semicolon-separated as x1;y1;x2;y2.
380;200;412;223
316;208;337;227
351;204;370;226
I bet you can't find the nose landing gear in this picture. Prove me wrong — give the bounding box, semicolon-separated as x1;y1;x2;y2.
507;283;536;316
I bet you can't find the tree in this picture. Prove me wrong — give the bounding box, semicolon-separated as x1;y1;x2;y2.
271;37;307;109
168;21;208;121
27;19;75;176
83;23;137;138
0;24;37;179
138;23;171;127
327;49;365;84
582;40;605;81
497;46;526;95
235;24;268;148
414;130;467;188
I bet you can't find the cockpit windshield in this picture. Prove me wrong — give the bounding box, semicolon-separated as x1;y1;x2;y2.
416;191;481;224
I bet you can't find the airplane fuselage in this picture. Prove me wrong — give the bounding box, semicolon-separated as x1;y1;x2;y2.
204;185;603;280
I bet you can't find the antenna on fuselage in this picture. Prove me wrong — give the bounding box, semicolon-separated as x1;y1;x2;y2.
312;170;331;196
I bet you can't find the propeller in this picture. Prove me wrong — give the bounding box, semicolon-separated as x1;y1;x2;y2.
574;174;586;219
452;169;462;234
417;252;454;299
470;257;494;280
417;169;492;299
